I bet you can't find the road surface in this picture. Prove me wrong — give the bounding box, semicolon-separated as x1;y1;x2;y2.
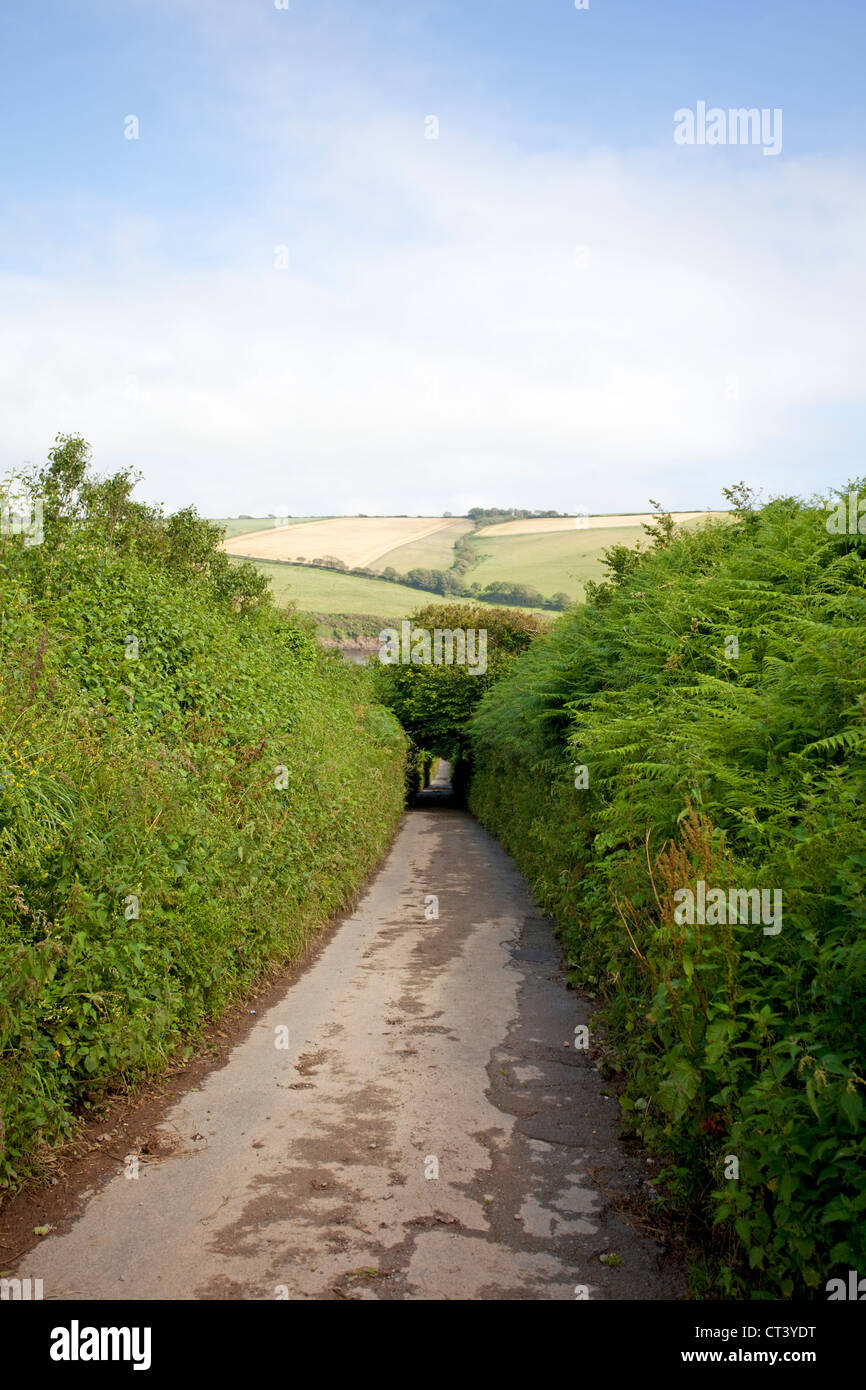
22;784;682;1301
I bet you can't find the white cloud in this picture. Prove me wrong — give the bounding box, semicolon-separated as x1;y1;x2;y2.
2;120;864;515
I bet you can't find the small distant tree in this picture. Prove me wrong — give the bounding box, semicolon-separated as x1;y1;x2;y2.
722;481;760;515
407;567;435;591
36;432;91;533
480;580;542;607
642;499;675;548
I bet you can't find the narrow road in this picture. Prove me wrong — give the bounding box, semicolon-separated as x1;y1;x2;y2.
27;784;683;1301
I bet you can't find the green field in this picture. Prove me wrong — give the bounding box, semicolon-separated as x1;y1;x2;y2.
238;559;553;631
245;559;469;622
224;514;730;620
466;516;728;600
465;526;641;598
373;519;474;572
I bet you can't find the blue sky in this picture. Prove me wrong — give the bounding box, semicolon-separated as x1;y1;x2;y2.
1;0;864;514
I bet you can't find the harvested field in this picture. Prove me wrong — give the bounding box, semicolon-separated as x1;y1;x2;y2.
374;518;474;572
476;511;722;536
213;517;324;539
222;516;455;569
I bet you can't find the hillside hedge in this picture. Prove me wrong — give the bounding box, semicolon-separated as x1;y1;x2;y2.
468;491;866;1295
0;437;407;1187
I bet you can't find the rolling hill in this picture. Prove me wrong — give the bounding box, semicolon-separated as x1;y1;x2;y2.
215;510;730;637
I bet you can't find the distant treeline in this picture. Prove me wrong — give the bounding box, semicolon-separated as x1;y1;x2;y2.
304;554;572;612
234;508;566;522
466;507;564;521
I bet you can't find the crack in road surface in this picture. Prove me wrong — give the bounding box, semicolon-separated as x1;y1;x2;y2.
28;790;683;1301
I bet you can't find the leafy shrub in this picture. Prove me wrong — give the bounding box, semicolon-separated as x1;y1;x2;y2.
375;602;545;762
469;492;866;1295
0;437;407;1186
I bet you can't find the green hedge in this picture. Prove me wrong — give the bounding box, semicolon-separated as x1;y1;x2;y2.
0;440;407;1187
469;493;866;1296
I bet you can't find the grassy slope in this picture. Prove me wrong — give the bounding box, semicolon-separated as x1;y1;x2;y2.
467;516;729;599
475;510;725;537
224;516;732;620
245;561;461;621
218;516;727;608
244;559;551;623
373;519;474;572
467;525;642;598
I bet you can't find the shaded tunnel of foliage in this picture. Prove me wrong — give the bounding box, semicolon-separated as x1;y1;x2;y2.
373;601;546;802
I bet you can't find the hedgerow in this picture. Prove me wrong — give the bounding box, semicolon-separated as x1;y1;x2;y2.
374;601;546;803
468;489;866;1296
0;437;407;1187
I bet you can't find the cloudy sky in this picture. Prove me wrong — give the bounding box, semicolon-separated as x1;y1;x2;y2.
1;0;864;516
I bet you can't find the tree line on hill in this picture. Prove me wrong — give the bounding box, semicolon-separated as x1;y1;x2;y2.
300;551;572;611
465;507;565;521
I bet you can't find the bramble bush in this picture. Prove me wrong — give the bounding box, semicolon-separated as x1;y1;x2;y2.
469;489;866;1295
0;436;407;1187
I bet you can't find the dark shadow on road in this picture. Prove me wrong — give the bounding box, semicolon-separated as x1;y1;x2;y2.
411;759;456;809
